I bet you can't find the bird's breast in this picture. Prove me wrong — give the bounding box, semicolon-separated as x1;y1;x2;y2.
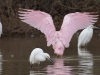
35;55;46;62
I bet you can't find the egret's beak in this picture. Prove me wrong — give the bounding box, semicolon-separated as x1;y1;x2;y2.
47;57;54;64
93;26;100;29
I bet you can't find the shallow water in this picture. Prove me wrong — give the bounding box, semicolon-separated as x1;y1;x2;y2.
0;34;100;75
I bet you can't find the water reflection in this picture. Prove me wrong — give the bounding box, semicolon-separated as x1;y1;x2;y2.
30;71;34;75
46;58;73;75
0;37;99;75
0;50;2;74
78;48;93;75
30;70;47;75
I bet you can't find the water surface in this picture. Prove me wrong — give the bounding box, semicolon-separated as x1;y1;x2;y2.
0;34;100;75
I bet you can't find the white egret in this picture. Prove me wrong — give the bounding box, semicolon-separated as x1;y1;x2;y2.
0;20;2;37
29;48;53;68
78;25;100;47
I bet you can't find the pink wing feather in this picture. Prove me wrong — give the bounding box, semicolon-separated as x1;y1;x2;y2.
19;9;98;50
59;12;98;48
19;9;56;46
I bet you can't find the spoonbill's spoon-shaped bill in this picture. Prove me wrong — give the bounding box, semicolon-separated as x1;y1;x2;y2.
19;8;98;56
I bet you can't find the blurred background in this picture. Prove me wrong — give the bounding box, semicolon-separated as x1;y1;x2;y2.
0;0;100;37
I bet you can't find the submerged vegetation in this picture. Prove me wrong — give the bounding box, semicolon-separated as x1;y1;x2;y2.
0;0;100;36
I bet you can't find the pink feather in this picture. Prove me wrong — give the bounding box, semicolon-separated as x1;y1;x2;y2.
60;12;98;48
19;9;98;56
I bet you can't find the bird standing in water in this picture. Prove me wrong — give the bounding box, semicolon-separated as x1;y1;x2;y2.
19;8;98;56
78;25;100;47
0;19;2;37
29;48;53;69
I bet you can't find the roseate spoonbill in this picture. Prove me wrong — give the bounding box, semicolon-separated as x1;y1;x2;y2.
29;48;53;68
18;8;98;56
0;20;2;37
78;25;100;47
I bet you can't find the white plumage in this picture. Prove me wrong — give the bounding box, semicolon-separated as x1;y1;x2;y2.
29;48;53;68
0;22;2;37
78;25;100;47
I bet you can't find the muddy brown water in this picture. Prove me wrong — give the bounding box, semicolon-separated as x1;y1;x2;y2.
0;34;100;75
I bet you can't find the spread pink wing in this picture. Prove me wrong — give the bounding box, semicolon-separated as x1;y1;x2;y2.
18;9;56;46
59;12;98;48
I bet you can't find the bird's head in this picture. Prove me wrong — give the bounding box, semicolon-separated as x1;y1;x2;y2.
88;25;100;29
54;46;65;56
88;25;95;28
44;53;54;64
53;40;65;56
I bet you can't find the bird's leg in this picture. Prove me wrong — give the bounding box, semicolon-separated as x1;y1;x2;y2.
56;55;59;58
30;64;33;69
37;62;40;70
60;56;63;58
85;44;87;48
56;55;63;58
38;64;39;68
85;45;87;50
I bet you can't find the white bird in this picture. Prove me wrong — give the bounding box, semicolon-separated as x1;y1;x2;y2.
29;48;53;68
78;25;100;47
0;20;2;37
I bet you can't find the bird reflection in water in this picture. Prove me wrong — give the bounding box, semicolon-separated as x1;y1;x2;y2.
46;58;73;75
30;70;46;75
30;71;35;75
0;50;2;75
30;58;73;75
78;48;93;75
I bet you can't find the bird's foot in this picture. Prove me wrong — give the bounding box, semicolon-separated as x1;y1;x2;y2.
56;55;63;58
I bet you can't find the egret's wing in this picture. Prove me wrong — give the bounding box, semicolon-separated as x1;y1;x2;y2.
59;12;98;47
78;26;93;47
18;8;56;46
